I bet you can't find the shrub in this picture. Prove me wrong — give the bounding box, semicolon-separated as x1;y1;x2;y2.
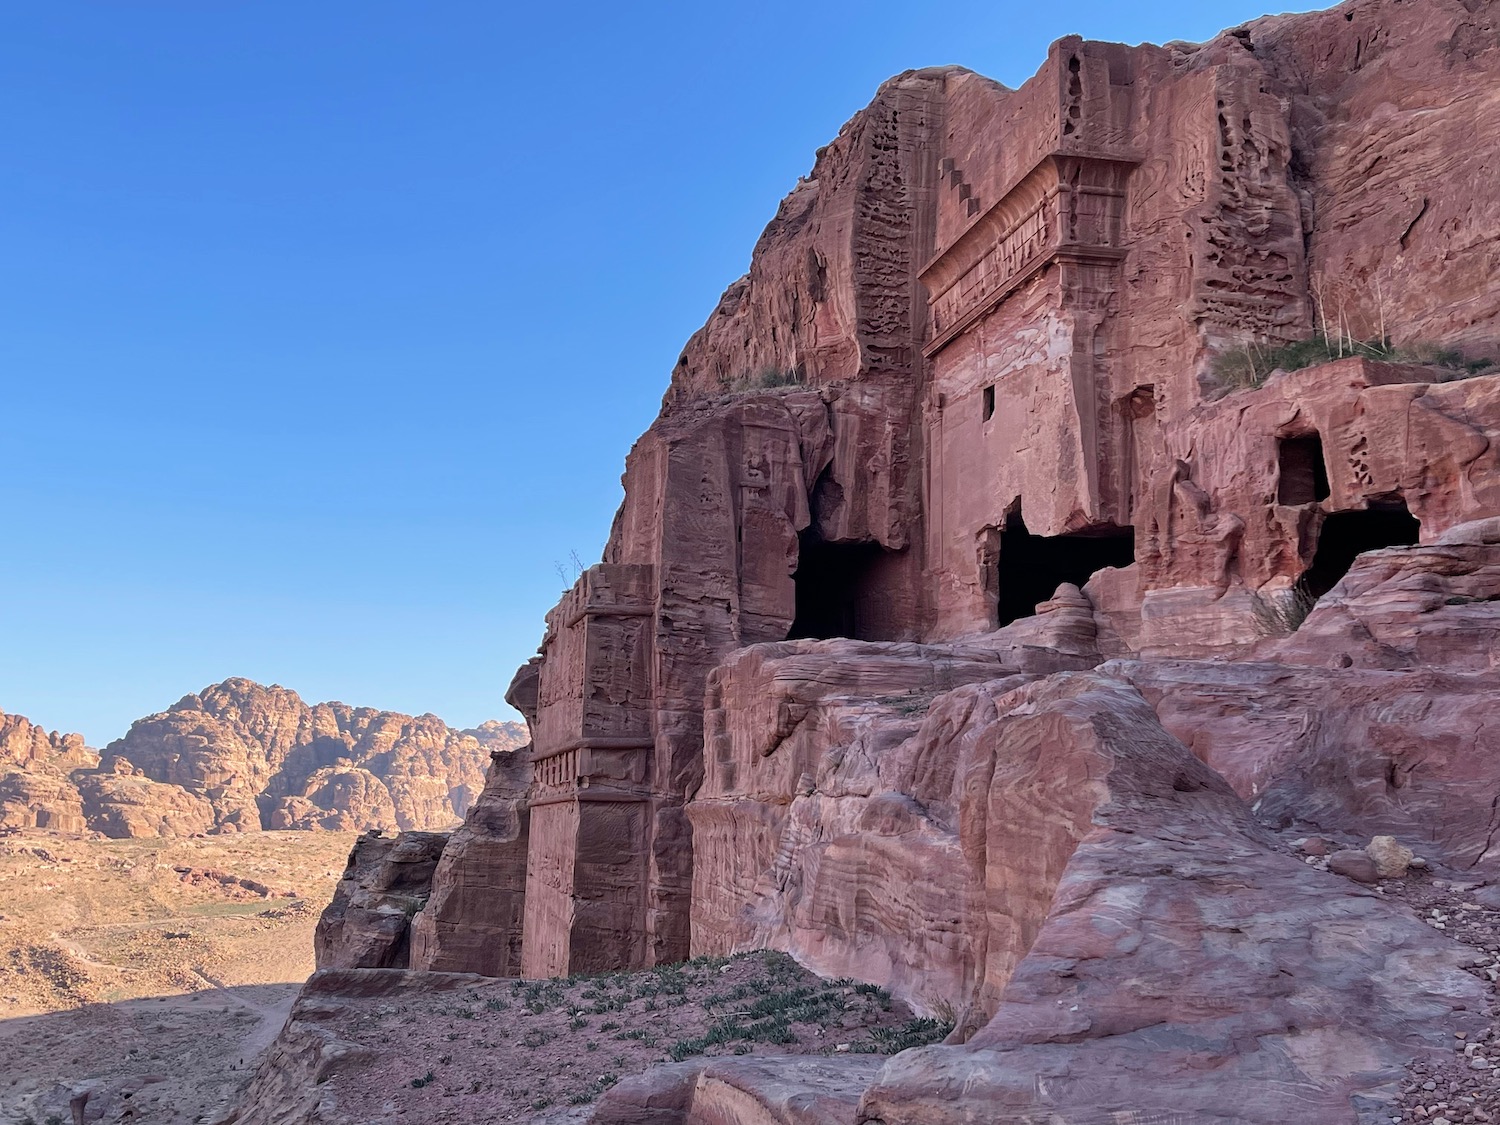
719;365;807;395
1211;334;1495;391
867;1016;953;1054
1251;584;1318;635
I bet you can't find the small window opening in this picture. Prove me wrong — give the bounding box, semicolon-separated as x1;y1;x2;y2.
997;510;1135;626
1278;433;1331;505
982;385;996;422
1299;499;1420;598
788;530;898;641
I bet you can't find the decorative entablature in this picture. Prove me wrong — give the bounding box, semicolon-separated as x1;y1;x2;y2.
530;562;656;800
529;736;654;807
921;148;1140;357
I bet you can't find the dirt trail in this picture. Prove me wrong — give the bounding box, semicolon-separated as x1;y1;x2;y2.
192;966;297;1055
0;827;353;1124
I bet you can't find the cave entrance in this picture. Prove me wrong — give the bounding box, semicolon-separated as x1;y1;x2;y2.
997;512;1135;627
1277;432;1331;505
1300;500;1421;598
788;531;896;641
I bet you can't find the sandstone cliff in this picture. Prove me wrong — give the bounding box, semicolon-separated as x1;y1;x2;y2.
0;682;525;837
277;0;1500;1121
0;708;98;833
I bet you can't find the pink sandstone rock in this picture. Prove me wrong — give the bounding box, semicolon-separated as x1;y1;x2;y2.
270;1;1500;1120
587;670;1484;1124
74;761;218;838
407;744;531;975
481;0;1500;985
313;831;448;970
594;1057;887;1125
0;770;89;834
104;678;523;834
0;708;97;833
689;637;1094;1012
1111;658;1500;870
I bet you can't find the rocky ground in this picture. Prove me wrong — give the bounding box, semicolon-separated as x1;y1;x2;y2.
233;951;947;1125
1384;870;1500;1125
0;827;355;1124
1284;831;1500;1125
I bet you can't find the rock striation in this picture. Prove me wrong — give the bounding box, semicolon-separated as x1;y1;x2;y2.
0;681;525;838
313;831;449;970
278;0;1500;1121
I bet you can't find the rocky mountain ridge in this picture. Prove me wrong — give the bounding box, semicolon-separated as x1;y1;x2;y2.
0;679;524;837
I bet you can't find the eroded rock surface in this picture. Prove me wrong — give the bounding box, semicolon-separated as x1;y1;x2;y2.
108;679;524;834
0;708;97;832
314;831;449;970
407;744;530;975
259;0;1500;1121
471;0;1500;988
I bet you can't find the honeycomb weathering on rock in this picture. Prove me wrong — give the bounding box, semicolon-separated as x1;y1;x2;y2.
288;1;1500;1121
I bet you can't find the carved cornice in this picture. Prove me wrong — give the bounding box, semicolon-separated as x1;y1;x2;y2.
921;149;1140;357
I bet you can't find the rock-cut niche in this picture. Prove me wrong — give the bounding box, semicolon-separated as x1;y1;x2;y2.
1277;432;1331;506
997;509;1135;627
1300;498;1421;598
788;528;902;641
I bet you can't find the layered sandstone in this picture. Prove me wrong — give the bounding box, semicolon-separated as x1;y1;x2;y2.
313;831;449;970
284;1;1500;1122
0;708;92;771
477;0;1500;988
0;709;97;832
105;678;523;834
406;742;531;975
590;672;1485;1123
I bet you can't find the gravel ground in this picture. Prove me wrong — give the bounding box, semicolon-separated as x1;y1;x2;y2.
1288;833;1500;1125
296;951;949;1124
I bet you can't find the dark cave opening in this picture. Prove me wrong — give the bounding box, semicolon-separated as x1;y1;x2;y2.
997;512;1136;627
1277;432;1331;505
1300;500;1421;598
788;531;895;641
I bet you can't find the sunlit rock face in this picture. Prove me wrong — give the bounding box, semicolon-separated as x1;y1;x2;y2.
299;1;1500;1121
102;678;524;834
0;681;524;838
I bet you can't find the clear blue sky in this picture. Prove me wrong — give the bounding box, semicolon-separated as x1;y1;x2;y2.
0;0;1322;745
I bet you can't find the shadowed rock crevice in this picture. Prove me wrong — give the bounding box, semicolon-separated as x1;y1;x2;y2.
788;531;906;641
995;513;1135;627
1300;500;1422;597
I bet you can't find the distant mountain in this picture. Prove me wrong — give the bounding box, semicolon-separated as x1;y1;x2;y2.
0;679;527;838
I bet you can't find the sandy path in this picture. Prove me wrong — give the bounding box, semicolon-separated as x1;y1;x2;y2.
192;966;297;1055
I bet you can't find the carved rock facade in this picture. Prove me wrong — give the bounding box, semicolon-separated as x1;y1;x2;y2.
448;0;1500;983
302;0;1500;1121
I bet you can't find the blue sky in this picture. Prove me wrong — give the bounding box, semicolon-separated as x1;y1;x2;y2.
0;0;1321;745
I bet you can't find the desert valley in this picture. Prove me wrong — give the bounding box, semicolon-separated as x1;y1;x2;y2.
6;0;1500;1122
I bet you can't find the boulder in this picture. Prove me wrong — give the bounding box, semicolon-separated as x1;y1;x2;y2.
408;745;531;975
313;831;448;970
